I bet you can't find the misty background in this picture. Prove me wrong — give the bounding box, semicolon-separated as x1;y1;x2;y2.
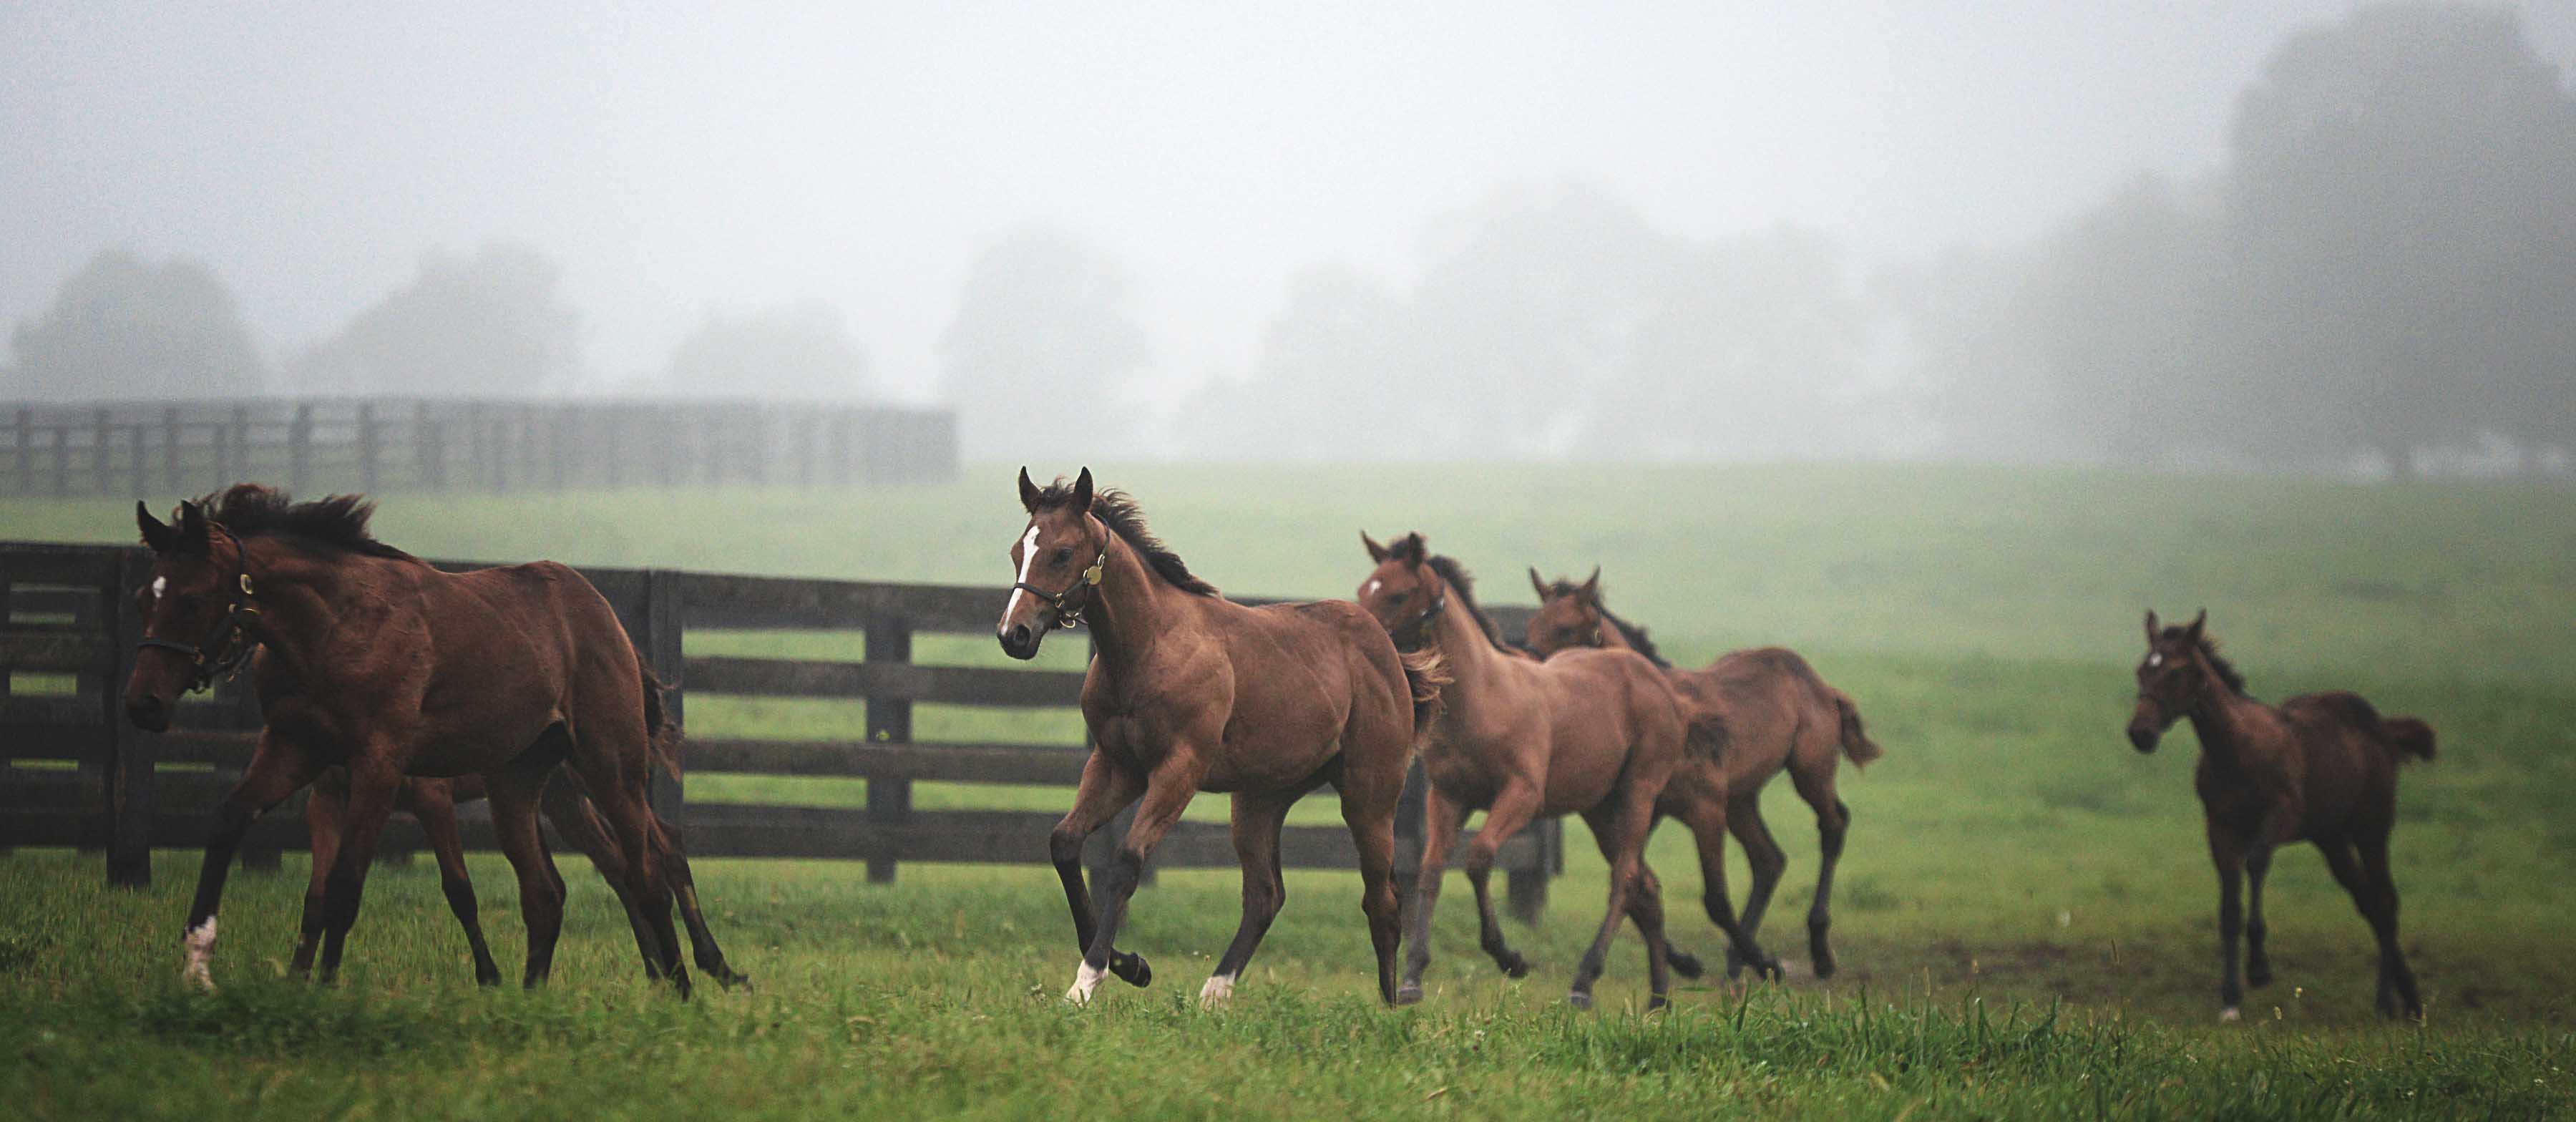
6;1;2574;476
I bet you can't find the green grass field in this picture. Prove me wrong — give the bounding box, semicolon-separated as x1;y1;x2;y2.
4;463;2573;1119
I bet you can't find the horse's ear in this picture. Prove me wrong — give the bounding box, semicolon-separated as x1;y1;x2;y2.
2185;608;2207;643
1363;532;1390;563
1581;566;1601;604
1018;467;1041;512
137;502;174;553
1395;532;1427;567
1071;467;1094;512
2143;608;2160;643
175;500;211;555
1528;567;1550;600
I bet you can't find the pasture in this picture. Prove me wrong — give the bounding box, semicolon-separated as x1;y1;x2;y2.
4;462;2573;1119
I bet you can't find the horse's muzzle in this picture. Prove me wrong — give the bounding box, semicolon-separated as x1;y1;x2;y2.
2126;724;2160;753
125;693;172;733
997;622;1043;661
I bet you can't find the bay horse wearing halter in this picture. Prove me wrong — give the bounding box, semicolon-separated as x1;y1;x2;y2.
1526;570;1880;980
997;469;1443;1006
293;764;746;988
123;486;720;995
2128;610;2434;1021
1358;533;1771;1010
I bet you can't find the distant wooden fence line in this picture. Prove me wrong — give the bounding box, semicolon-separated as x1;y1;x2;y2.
0;542;1561;919
1;398;957;499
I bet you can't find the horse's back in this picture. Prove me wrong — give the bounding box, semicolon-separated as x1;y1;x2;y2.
2280;690;2414;834
1683;647;1835;781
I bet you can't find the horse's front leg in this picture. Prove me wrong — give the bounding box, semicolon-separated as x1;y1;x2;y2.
1397;784;1474;1003
1048;752;1149;992
1463;779;1546;981
314;759;405;984
1066;754;1204;1005
2209;824;2248;1021
182;730;318;990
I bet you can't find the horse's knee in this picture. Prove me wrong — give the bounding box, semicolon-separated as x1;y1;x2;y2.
1048;826;1086;869
1460;840;1500;879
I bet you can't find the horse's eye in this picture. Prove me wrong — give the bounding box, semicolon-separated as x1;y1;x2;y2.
1053;547;1074;565
174;595;203;613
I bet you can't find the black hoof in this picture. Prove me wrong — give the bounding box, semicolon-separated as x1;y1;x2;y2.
1498;952;1531;980
474;971;502;987
1724;947;1745;981
1566;990;1594;1010
1113;952;1152;988
1668;950;1706;980
1646;994;1671;1013
1392;983;1424;1006
1754;956;1785;983
1810;955;1837;981
713;967;753;991
2246;962;2273;989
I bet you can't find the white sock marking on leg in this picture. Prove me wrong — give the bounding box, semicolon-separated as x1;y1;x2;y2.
1198;973;1236;1007
182;917;218;991
2219;1005;2242;1023
1065;960;1106;1005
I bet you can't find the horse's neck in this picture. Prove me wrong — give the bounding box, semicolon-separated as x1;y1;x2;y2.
1433;590;1515;701
2185;677;2267;769
1080;535;1186;688
236;540;367;686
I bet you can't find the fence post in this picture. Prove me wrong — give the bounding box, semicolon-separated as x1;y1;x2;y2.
1505;820;1556;925
105;550;153;888
639;570;685;827
126;424;146;499
162;408;182;494
90;407;111;494
862;614;914;884
226;406;249;486
11;407;27;496
288;404;313;493
356;402;379;492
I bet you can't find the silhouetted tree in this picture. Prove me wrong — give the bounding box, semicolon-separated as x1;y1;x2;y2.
7;250;267;400
293;241;580;396
658;308;869;399
941;223;1149;461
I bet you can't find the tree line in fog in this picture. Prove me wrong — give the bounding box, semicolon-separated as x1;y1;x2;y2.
9;4;2571;475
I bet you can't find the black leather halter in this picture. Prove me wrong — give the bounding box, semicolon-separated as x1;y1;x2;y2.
135;527;261;693
1014;549;1107;630
1387;583;1448;650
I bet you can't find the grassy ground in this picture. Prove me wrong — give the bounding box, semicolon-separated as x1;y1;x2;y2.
4;462;2573;1118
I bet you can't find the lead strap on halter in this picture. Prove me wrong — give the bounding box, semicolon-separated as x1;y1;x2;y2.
1013;550;1106;629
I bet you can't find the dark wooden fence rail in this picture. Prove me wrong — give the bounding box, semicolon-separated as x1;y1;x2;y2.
1;398;957;499
0;542;1561;918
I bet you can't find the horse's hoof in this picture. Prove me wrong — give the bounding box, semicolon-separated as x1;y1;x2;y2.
1113;952;1152;988
1754;957;1785;983
1668;950;1705;980
1566;991;1594;1011
1498;952;1531;980
2246;963;2273;988
1810;955;1838;981
1392;983;1424;1006
474;971;502;987
1646;995;1671;1013
2219;1005;2242;1023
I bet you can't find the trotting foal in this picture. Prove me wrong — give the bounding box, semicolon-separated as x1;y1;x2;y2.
2128;610;2435;1021
998;469;1443;1007
1525;570;1880;980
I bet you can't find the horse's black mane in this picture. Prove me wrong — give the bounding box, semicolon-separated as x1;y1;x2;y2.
1543;577;1669;667
2162;625;2250;696
1030;482;1218;597
198;484;415;561
1425;555;1508;652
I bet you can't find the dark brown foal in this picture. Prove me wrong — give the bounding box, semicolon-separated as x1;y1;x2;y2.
999;469;1442;1006
1526;570;1879;980
2129;610;2435;1021
124;486;719;995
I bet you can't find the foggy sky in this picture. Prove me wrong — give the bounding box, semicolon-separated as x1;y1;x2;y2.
7;1;2574;401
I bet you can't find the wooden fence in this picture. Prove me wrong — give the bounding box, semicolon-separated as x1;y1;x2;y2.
0;397;957;499
0;542;1561;918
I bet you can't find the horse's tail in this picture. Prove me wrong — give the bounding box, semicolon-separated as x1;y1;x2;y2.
1832;689;1883;769
2380;716;2437;764
1399;645;1450;735
640;661;683;780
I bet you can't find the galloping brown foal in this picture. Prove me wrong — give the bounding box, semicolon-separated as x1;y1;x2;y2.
997;469;1443;1006
1359;534;1770;1010
2128;610;2434;1021
123;485;718;995
294;766;746;988
1525;570;1880;980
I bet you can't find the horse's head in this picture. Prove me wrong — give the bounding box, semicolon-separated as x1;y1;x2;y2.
997;467;1108;660
1523;567;1606;657
1355;531;1446;649
125;499;255;732
2127;608;2210;753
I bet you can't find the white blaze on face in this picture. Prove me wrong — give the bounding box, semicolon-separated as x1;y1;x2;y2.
151;576;166;604
1065;960;1106;1005
2147;653;2164;668
1198;973;1236;1008
181;917;218;991
1004;525;1042;623
1365;579;1381;597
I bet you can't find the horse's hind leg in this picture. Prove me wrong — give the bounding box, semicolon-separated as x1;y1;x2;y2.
313;760;404;984
1335;754;1407;1006
414;780;503;986
2353;830;2423;1019
2243;842;2274;989
290;778;345;979
653;821;748;988
1724;789;1787;979
536;771;665;981
1203;788;1299;1006
1676;792;1781;981
1790;764;1851;980
1048;753;1151;991
568;742;692;999
487;761;567;987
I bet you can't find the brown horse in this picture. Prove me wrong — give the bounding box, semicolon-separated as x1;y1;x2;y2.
997;469;1442;1006
2127;610;2434;1021
1525;570;1880;980
1358;533;1772;1010
293;766;746;989
123;485;713;995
